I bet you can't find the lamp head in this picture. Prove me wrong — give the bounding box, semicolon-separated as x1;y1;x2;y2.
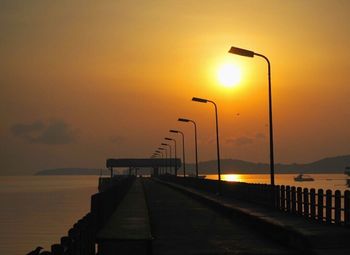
158;147;164;150
178;118;190;122
228;46;255;57
192;97;208;103
161;143;168;146
169;129;179;133
165;137;172;141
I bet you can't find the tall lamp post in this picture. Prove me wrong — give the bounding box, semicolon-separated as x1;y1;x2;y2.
178;118;199;178
165;137;177;176
155;150;163;175
161;143;172;174
158;147;167;174
228;46;275;186
169;129;186;177
192;97;221;193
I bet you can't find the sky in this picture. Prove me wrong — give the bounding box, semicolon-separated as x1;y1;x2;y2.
1;0;350;175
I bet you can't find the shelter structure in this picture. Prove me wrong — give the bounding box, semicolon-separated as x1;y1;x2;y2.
106;158;182;177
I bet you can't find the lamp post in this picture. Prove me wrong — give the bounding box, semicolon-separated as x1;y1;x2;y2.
158;147;167;174
169;129;186;177
155;150;163;175
192;97;221;193
158;147;166;174
178;118;199;178
165;137;177;176
161;143;171;174
228;46;275;186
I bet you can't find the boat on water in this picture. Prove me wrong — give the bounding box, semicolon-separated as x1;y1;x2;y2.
294;174;314;182
345;167;350;176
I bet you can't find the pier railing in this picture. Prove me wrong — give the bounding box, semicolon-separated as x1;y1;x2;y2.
160;176;350;227
277;185;350;225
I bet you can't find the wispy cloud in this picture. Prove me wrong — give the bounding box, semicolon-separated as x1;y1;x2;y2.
110;135;126;144
225;133;265;146
11;120;77;145
255;133;265;139
226;136;253;146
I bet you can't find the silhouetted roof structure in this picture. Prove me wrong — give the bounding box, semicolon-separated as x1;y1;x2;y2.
106;158;181;168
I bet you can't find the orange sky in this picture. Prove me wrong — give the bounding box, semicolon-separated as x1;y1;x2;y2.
1;0;350;175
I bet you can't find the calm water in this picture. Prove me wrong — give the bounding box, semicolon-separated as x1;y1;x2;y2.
1;174;349;255
206;173;350;193
0;176;99;255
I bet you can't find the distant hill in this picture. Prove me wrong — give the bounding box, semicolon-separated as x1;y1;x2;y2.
184;155;350;175
35;155;350;175
35;168;109;176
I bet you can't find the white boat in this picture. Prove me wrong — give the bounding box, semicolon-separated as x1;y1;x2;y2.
294;174;314;182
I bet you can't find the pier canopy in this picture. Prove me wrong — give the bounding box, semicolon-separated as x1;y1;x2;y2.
106;158;182;168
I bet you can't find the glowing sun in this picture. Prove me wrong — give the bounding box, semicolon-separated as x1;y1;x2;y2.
217;64;241;88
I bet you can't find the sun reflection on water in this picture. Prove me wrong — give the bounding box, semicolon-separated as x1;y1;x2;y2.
221;174;244;182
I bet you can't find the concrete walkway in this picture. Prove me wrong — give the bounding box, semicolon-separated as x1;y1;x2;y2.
155;178;350;255
97;179;152;255
143;179;297;255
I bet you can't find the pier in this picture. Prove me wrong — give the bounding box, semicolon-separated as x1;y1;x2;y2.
29;159;350;255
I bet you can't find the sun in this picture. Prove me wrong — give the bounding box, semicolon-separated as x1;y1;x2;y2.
217;63;241;88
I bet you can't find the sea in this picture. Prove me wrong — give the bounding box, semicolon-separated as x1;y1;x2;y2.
0;176;99;255
0;173;349;255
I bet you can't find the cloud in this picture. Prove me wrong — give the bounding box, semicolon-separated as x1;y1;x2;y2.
226;136;254;146
110;135;126;144
10;120;77;145
10;121;45;137
255;132;265;139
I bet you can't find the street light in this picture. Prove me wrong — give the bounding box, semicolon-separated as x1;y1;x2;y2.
169;129;186;178
192;97;221;193
158;147;167;174
161;143;172;174
165;137;177;176
155;150;163;175
178;118;199;178
228;46;275;186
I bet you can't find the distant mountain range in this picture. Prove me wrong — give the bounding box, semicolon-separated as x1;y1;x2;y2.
186;154;350;175
35;168;109;176
35;155;350;175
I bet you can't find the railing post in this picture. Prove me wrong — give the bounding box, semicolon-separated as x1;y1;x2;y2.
345;190;350;226
280;185;285;211
326;189;332;224
286;186;291;212
51;244;64;255
334;190;341;225
291;186;296;214
317;189;324;223
69;227;79;255
275;185;280;209
303;188;309;218
60;236;71;255
310;188;316;220
297;187;303;215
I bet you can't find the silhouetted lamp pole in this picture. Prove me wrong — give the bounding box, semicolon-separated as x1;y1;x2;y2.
158;147;166;174
228;46;275;186
178;118;199;178
169;129;186;177
155;150;163;175
192;97;221;193
158;147;167;174
165;137;177;176
161;143;172;174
